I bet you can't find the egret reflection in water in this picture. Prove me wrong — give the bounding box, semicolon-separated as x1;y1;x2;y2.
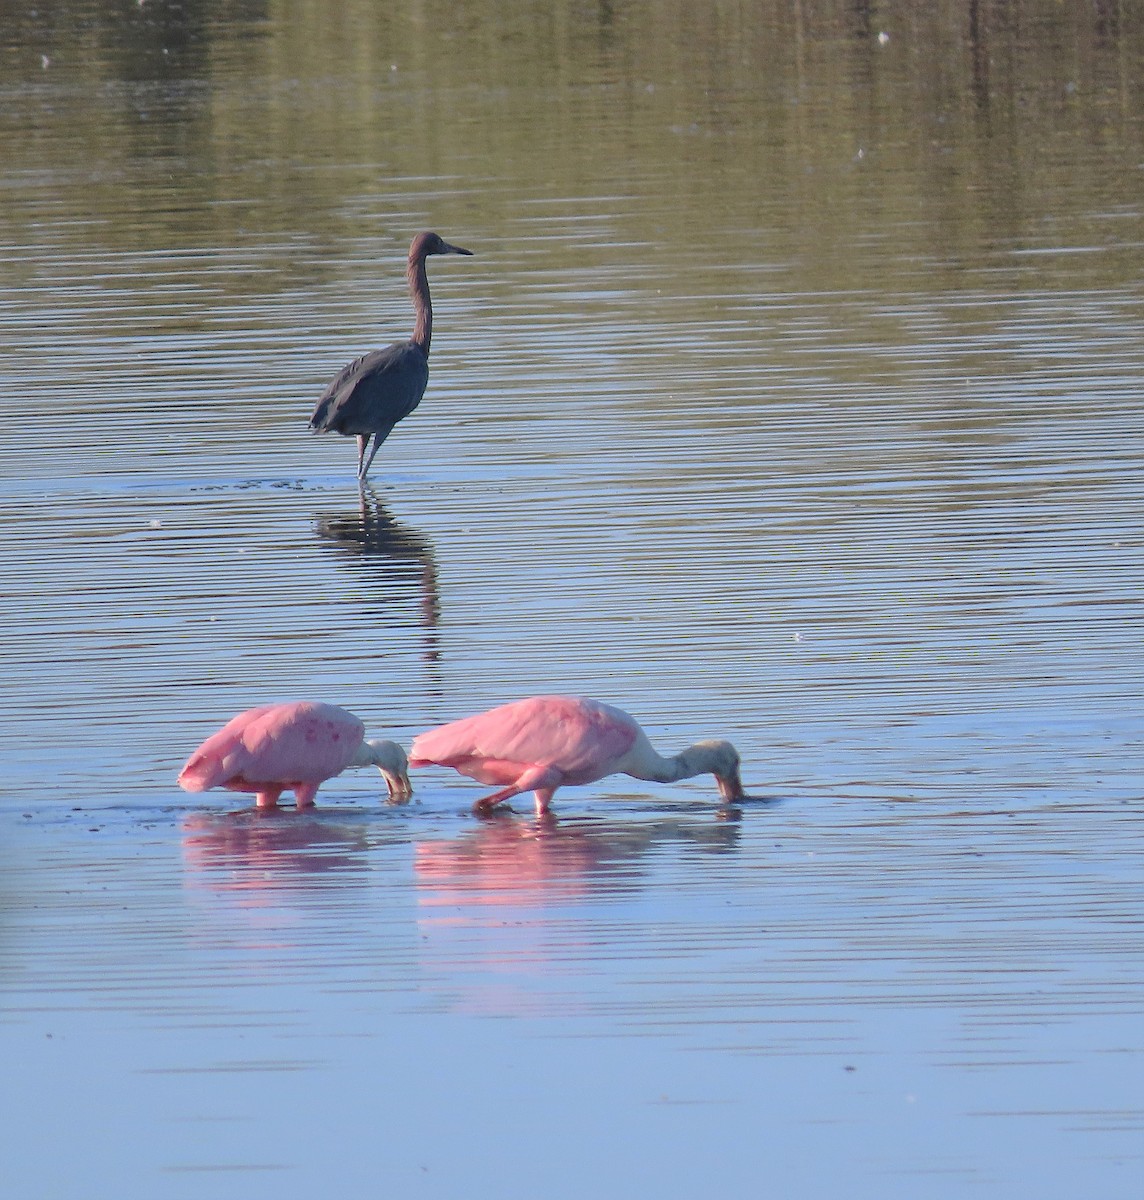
314;490;441;671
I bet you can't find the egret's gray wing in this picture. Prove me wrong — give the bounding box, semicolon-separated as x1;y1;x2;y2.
310;340;429;436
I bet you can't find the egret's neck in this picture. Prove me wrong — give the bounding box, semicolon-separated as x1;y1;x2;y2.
408;256;432;352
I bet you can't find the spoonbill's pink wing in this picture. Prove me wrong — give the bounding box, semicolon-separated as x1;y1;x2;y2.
411;696;638;784
179;702;364;792
178;704;279;792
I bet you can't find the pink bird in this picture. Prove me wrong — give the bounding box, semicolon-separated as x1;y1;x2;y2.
409;695;746;816
178;701;411;810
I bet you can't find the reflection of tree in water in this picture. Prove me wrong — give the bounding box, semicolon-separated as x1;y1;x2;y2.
314;490;441;678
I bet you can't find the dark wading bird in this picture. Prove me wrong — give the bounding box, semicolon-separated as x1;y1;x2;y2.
310;231;473;481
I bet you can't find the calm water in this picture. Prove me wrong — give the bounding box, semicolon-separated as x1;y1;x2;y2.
2;3;1142;1196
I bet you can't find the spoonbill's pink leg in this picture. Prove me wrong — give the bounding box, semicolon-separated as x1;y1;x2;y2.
294;783;320;808
532;788;558;816
474;766;562;815
255;787;284;809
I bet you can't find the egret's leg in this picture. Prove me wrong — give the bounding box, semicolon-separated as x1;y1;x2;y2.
358;427;394;481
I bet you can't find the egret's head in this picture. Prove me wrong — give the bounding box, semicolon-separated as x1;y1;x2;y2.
411;231;473;260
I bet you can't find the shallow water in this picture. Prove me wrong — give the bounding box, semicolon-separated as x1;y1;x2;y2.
2;3;1143;1197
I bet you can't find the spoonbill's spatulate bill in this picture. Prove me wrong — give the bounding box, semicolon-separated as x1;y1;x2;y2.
178;701;411;809
309;231;473;481
410;694;746;816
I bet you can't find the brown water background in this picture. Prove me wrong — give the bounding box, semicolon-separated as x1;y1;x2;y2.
1;3;1142;1196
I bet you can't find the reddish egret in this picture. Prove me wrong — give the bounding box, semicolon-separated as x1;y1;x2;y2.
177;701;411;809
409;695;746;816
310;231;473;480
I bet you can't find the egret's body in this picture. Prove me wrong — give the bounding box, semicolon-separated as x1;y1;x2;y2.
178;701;411;809
410;695;745;816
310;232;472;480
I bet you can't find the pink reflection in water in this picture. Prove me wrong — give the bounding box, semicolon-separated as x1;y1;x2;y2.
411;816;741;1016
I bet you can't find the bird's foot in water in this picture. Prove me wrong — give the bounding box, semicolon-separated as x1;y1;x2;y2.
473;797;516;818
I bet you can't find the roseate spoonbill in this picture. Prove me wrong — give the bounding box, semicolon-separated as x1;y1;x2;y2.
177;701;411;809
409;695;746;816
310;231;473;481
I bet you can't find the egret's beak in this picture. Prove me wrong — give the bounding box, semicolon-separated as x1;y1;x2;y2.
440;241;473;256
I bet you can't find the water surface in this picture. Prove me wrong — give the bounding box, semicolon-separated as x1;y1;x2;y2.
1;3;1142;1197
